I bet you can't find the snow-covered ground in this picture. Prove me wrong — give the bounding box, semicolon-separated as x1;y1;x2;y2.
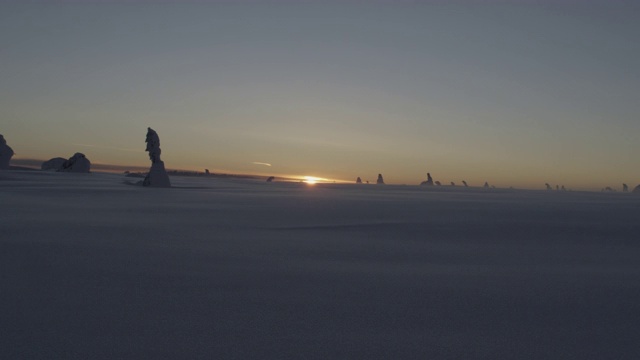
2;170;639;359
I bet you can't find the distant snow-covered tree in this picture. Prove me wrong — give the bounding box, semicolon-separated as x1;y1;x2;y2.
420;172;434;186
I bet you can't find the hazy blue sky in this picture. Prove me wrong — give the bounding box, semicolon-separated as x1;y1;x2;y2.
2;1;638;189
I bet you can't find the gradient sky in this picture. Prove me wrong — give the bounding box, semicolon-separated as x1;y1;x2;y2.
1;1;638;189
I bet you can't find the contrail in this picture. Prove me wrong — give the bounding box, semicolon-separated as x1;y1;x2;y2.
252;162;272;167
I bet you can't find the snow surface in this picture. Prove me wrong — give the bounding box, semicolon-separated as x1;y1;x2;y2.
1;170;640;359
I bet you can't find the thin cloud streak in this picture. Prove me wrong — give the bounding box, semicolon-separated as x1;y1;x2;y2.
252;162;272;167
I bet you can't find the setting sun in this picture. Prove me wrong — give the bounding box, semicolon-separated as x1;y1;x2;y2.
303;176;320;185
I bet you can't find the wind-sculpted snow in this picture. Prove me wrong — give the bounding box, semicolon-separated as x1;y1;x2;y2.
2;171;640;359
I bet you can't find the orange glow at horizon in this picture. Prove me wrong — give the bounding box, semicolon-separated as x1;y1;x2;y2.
303;176;321;185
300;175;353;184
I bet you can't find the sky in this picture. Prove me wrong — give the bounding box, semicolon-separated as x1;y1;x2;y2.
1;1;638;190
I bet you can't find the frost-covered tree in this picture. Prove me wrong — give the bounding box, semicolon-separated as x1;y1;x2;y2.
42;153;90;173
142;127;171;187
0;134;14;170
60;153;91;173
420;172;434;186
